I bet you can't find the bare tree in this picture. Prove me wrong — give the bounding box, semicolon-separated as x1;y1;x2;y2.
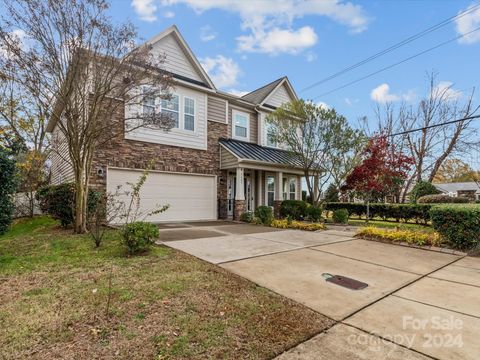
267;100;365;205
375;72;479;202
0;0;173;233
0;72;50;217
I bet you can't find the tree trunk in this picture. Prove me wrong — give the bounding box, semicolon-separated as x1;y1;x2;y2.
74;171;87;234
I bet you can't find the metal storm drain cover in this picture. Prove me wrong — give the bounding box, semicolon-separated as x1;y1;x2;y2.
322;273;368;290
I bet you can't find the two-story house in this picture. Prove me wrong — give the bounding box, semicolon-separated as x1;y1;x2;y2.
47;25;304;223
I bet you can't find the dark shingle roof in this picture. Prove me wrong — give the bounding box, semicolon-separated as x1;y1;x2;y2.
241;77;285;104
219;138;302;168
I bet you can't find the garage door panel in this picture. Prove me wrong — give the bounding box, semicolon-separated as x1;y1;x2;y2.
107;168;216;223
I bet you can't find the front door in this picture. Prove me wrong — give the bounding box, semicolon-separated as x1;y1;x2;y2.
227;171;255;218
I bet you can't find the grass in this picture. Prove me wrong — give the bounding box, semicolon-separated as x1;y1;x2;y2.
325;216;434;233
0;216;333;359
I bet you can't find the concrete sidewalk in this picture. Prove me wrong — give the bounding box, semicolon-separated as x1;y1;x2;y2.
162;226;480;359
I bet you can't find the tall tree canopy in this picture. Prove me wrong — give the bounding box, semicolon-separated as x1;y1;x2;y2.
0;0;173;232
267;99;365;205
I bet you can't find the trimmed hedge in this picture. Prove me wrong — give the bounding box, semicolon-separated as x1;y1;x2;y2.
325;202;432;223
280;200;307;220
36;183;101;227
418;194;470;204
430;204;480;250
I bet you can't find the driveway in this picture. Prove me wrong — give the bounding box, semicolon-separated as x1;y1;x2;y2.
161;224;480;359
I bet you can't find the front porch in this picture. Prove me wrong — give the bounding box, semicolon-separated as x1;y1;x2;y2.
219;139;304;220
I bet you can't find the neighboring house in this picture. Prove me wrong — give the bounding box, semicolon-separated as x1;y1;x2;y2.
47;25;304;222
433;182;480;201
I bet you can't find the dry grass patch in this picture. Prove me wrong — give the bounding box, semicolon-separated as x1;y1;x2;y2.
0;217;333;359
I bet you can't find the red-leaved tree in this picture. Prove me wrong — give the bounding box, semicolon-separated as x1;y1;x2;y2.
342;135;414;221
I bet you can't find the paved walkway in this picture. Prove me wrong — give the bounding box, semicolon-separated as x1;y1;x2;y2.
161;224;480;359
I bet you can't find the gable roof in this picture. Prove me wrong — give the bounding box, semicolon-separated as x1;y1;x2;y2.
241;77;284;104
219;138;303;168
144;25;216;90
241;76;298;107
434;182;480;193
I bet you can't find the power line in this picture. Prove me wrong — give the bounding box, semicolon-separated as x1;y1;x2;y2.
389;115;480;137
300;2;480;93
312;25;480;100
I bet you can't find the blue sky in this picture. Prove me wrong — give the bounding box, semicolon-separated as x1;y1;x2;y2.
110;0;479;161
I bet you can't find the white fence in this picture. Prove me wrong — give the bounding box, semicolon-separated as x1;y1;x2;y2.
13;192;42;218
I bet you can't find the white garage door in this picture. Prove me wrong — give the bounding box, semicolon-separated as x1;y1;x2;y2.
107;168;217;223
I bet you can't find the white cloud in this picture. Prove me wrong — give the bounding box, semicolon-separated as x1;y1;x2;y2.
163;10;175;18
237;26;317;54
316;101;330;109
455;4;480;44
132;0;157;22
200;25;217;42
228;89;250;97
371;83;400;103
0;29;27;58
432;81;463;101
370;83;416;103
345;97;359;106
200;55;241;88
305;52;317;62
159;0;369;54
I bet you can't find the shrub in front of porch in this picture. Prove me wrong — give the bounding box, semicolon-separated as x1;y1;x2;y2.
254;206;273;225
280;200;308;220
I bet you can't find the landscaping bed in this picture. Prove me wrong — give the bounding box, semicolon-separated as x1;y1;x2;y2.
0;217;333;359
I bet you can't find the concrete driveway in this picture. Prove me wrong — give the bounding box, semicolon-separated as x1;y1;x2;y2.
161;224;480;360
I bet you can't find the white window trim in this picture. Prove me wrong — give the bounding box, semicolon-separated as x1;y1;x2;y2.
183;96;196;132
232;110;250;141
265;122;278;148
159;92;180;129
265;174;275;207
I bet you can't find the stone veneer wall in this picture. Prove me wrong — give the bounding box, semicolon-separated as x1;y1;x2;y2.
88;102;229;218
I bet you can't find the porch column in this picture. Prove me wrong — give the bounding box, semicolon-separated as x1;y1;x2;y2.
313;174;319;203
274;171;283;218
234;167;246;220
296;176;302;200
256;170;263;207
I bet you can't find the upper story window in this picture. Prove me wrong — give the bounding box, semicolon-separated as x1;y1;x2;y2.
142;88;156;116
184;97;195;131
266;123;277;148
233;110;249;141
161;95;180;128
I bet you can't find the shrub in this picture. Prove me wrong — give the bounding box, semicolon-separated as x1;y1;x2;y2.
36;183;100;227
122;221;159;254
280;200;308;220
418;194;470;204
271;219;325;231
409;181;440;203
325;202;432;224
430;204;480;250
332;209;349;224
305;205;323;222
0;147;17;235
356;227;442;247
240;211;253;223
254;206;273;225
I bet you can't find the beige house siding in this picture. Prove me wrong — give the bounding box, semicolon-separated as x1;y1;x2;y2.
228;104;258;143
150;33;203;82
50;125;74;185
207;96;227;123
265;83;292;108
220;147;238;169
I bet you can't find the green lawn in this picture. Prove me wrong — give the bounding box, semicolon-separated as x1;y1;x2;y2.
0;217;332;360
325;216;434;232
